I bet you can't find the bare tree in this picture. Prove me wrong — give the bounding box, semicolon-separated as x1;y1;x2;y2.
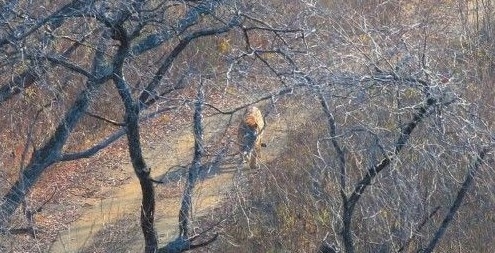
1;1;494;252
215;1;494;252
0;0;302;251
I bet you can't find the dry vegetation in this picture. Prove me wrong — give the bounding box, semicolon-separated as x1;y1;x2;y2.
1;0;494;252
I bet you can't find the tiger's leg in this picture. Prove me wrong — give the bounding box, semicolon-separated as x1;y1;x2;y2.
238;126;249;164
249;152;257;170
250;141;262;169
255;137;262;160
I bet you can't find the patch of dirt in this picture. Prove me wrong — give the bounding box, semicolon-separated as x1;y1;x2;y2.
43;99;314;252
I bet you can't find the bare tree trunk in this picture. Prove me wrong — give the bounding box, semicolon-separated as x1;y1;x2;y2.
114;73;158;252
421;148;490;253
0;45;108;228
113;58;158;253
179;83;204;239
159;81;221;253
109;15;158;251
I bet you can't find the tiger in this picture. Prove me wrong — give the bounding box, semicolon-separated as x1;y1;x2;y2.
238;106;265;169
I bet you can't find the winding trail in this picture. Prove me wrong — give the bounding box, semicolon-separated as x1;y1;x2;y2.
49;104;310;252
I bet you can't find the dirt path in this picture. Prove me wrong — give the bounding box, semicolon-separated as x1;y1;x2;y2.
49;104;309;252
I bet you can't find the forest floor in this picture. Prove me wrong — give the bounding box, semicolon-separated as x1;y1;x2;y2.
43;100;310;253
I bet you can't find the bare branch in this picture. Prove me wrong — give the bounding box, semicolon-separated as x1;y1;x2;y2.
0;0;91;47
60;129;125;162
84;111;125;127
38;55;94;80
60;106;176;161
131;0;222;54
139;18;240;105
421;148;491;253
0;34;88;105
398;206;440;252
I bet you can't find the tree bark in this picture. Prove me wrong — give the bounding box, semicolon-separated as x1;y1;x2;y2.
111;20;158;251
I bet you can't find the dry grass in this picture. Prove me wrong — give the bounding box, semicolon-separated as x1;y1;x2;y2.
2;1;495;253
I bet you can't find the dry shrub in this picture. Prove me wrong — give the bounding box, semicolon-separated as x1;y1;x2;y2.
214;106;332;252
